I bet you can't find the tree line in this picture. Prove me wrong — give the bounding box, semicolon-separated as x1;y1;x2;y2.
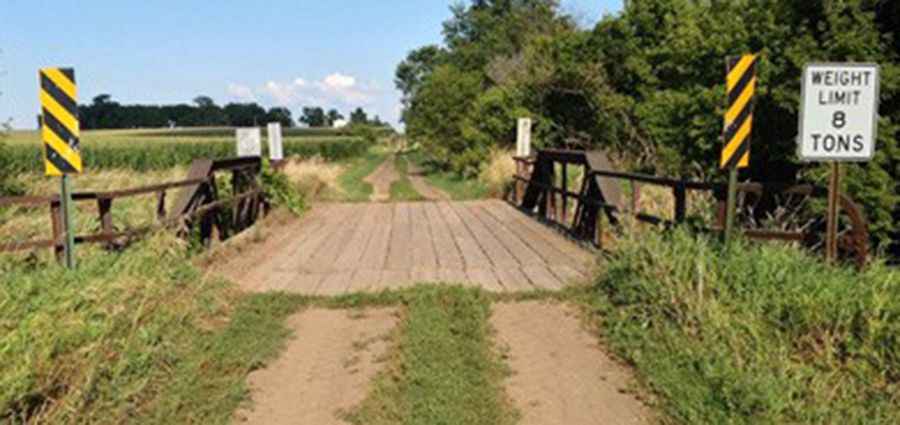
397;0;899;257
76;94;387;130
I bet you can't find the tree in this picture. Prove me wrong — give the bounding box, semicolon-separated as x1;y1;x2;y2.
349;107;369;125
265;107;294;127
299;107;327;127
326;109;344;127
223;103;266;127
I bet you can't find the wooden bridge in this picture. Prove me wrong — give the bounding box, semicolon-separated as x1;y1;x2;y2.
223;200;596;295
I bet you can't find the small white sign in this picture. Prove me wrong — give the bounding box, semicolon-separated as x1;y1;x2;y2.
516;118;532;157
267;122;284;161
236;128;262;157
799;63;880;161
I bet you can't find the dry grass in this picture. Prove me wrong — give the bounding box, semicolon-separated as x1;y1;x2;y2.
478;149;516;196
280;156;345;199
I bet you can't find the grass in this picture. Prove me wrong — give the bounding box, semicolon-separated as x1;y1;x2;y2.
406;150;489;200
389;155;425;202
578;228;900;424
0;234;307;424
346;285;517;425
333;147;388;202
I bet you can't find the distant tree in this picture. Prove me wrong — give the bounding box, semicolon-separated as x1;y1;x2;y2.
349;107;368;125
265;107;294;128
299;106;327;127
326;109;344;127
193;96;216;108
224;103;267;127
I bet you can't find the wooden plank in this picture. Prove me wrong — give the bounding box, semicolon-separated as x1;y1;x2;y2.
275;204;357;272
345;269;382;293
332;204;380;271
423;203;464;270
386;203;414;270
451;202;517;268
484;200;594;267
436;202;491;269
549;264;590;286
358;204;393;270
168;158;213;220
438;268;469;285
493;267;534;292
378;269;412;291
468;201;545;267
465;268;504;292
304;203;373;273
408;203;439;270
264;271;325;294
521;264;564;290
315;270;355;296
410;268;439;284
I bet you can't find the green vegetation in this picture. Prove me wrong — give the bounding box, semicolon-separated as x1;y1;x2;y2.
1;134;369;174
582;229;900;423
398;0;900;257
347;286;517;425
389;155;425;202
335;148;388;202
0;234;306;424
405;151;489;200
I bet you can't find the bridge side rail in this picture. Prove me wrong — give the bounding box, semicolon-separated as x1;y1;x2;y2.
0;157;266;259
510;149;869;266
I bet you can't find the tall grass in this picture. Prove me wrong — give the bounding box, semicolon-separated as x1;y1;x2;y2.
0;234;307;424
588;229;900;423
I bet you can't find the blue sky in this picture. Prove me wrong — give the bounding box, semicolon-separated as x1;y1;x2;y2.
1;1;622;129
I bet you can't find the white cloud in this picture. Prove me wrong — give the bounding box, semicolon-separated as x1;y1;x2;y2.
227;83;256;102
225;72;400;126
322;73;356;89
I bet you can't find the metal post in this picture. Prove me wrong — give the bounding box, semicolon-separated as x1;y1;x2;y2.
826;162;841;263
60;174;76;269
724;168;738;243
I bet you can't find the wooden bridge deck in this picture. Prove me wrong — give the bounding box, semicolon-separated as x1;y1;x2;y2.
227;200;595;295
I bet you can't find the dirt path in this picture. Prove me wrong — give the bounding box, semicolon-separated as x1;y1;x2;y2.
363;156;400;202
235;308;398;425
407;162;451;201
492;301;652;425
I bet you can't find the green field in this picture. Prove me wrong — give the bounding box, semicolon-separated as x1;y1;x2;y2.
0;129;369;174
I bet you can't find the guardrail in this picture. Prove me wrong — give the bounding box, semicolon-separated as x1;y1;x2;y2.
510;149;869;266
0;157;266;258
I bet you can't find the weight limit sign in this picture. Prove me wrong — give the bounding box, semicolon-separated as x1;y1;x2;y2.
798;63;880;162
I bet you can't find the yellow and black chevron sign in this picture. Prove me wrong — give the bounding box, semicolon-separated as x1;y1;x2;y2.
39;67;82;176
721;54;759;169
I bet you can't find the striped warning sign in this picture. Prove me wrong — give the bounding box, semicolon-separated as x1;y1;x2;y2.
39;67;82;176
721;54;759;169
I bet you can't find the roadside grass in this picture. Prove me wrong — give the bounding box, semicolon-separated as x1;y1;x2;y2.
389;155;426;202
0;234;307;424
332;147;388;202
406;151;490;200
578;228;900;424
345;285;518;425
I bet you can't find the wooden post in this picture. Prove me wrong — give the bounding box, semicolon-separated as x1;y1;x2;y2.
98;198;113;235
826;162;841;263
561;163;568;226
631;182;641;215
156;191;167;222
724;168;738;242
674;183;687;224
60;175;76;269
49;200;64;262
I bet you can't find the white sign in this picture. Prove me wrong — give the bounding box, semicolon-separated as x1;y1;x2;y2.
516;118;532;157
267;122;284;161
799;63;880;161
236;128;262;157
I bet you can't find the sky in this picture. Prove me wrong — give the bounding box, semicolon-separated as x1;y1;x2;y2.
1;0;623;130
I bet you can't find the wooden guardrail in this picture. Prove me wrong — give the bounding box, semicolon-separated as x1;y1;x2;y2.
0;157;266;258
510;149;869;266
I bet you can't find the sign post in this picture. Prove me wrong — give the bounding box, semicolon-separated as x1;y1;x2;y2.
721;54;759;243
267;122;284;163
39;67;82;269
516;118;532;157
798;63;879;262
236;127;262;157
